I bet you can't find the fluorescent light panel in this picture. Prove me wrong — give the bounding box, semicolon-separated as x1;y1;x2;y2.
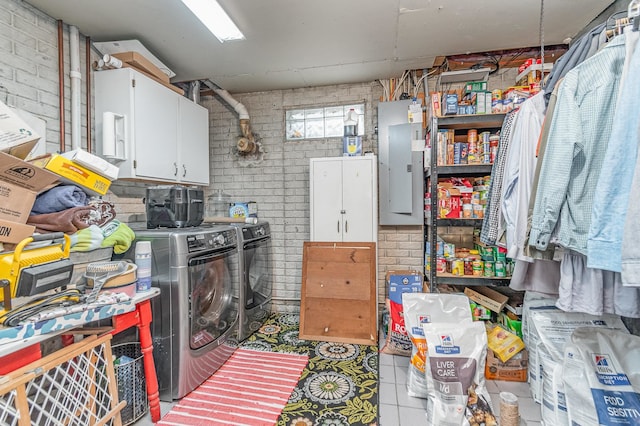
181;0;244;42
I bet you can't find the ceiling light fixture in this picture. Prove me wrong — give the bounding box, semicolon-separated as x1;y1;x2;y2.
180;0;245;42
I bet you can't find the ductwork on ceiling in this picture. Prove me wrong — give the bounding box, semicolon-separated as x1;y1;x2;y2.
201;79;258;155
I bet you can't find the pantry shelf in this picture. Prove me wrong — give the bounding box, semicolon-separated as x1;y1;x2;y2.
431;273;511;287
426;113;509;292
428;113;506;131
434;164;494;176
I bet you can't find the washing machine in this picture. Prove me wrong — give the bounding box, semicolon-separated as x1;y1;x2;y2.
234;221;273;341
123;226;240;401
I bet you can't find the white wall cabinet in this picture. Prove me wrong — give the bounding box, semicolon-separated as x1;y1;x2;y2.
310;156;378;242
94;68;210;185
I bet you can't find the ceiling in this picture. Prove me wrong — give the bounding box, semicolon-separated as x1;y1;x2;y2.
25;0;615;94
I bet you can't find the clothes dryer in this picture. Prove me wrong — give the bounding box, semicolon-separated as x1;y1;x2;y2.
233;221;273;341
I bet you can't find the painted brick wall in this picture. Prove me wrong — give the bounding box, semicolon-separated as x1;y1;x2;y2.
0;0;94;156
199;82;426;313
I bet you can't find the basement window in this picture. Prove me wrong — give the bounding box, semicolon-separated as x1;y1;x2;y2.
286;104;364;140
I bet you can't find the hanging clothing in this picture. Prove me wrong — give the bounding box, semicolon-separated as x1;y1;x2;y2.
479;109;518;245
544;22;607;106
509;259;560;296
588;31;640;272
529;34;626;255
557;250;640;318
500;92;545;262
524;81;561;261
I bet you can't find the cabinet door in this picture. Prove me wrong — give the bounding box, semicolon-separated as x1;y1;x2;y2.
342;157;375;242
133;75;179;180
178;97;210;185
310;159;342;241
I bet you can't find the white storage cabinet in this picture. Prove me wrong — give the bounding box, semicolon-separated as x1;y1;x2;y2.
310;156;378;242
94;67;209;185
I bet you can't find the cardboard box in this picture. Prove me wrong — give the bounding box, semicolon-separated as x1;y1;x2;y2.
0;101;41;159
386;270;423;304
485;348;528;382
112;51;170;83
30;154;111;196
229;202;258;218
464;286;509;313
0;152;59;243
60;149;119;181
0;219;36;244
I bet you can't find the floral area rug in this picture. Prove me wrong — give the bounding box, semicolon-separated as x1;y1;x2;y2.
239;313;378;426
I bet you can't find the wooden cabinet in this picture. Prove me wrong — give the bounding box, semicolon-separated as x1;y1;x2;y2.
299;242;377;345
94;68;210;185
309;156;377;242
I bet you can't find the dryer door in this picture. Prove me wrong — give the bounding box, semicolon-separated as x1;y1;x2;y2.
188;246;239;350
244;237;273;309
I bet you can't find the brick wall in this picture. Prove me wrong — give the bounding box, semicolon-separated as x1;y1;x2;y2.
200;83;424;313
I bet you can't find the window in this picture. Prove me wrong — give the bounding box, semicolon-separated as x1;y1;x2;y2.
286;103;364;140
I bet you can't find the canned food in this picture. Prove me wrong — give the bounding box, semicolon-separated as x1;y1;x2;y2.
451;258;464;276
495;260;506;277
472;260;484;276
464;259;474;275
484;260;495;277
479;131;491;143
467;129;478;143
436;257;447;273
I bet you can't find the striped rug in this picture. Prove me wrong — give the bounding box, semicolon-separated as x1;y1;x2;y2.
158;348;309;426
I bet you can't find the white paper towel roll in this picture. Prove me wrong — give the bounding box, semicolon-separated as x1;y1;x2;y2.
102;111;125;160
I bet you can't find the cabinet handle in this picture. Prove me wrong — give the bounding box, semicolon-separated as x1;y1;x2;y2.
182;164;187;177
337;221;340;233
345;221;348;233
173;162;178;176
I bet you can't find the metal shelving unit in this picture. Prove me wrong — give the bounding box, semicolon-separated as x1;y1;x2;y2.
426;113;509;291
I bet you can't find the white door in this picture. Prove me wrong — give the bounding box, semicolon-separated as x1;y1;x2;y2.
311;159;342;241
342;157;375;242
133;74;178;180
178;97;210;185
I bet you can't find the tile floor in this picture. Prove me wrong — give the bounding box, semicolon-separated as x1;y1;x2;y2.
378;341;542;426
133;341;542;426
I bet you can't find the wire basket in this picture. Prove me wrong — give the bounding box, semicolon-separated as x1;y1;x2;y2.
113;342;148;425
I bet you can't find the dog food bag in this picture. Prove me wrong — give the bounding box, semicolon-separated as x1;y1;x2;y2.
422;321;496;426
521;292;558;347
528;310;627;404
541;352;570;426
380;298;413;356
403;292;473;398
563;327;640;426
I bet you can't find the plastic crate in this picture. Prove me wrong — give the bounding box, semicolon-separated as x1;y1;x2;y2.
113;342;148;425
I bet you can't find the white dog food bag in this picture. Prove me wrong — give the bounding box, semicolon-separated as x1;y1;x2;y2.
563;327;640;426
402;292;473;398
422;321;496;426
528;310;627;405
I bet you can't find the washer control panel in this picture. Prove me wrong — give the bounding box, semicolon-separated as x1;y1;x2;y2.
186;229;237;252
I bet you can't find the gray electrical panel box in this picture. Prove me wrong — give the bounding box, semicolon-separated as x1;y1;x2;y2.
378;100;424;225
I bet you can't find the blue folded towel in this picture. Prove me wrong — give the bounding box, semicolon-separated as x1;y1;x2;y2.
31;184;88;215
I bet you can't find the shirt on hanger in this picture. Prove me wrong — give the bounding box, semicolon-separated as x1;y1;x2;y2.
529;34;626;255
480;109;518;245
500;92;545;262
588;28;640;272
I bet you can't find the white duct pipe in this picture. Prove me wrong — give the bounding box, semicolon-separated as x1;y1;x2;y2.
202;80;249;120
69;25;81;150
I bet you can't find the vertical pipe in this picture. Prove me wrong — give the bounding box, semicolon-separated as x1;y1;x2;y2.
85;36;92;153
57;20;65;152
69;25;81;150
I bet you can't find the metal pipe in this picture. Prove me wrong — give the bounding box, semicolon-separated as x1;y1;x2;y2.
85;36;91;153
57;20;65;152
69;25;81;150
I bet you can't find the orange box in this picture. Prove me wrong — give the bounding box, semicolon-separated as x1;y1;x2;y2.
485;348;528;382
